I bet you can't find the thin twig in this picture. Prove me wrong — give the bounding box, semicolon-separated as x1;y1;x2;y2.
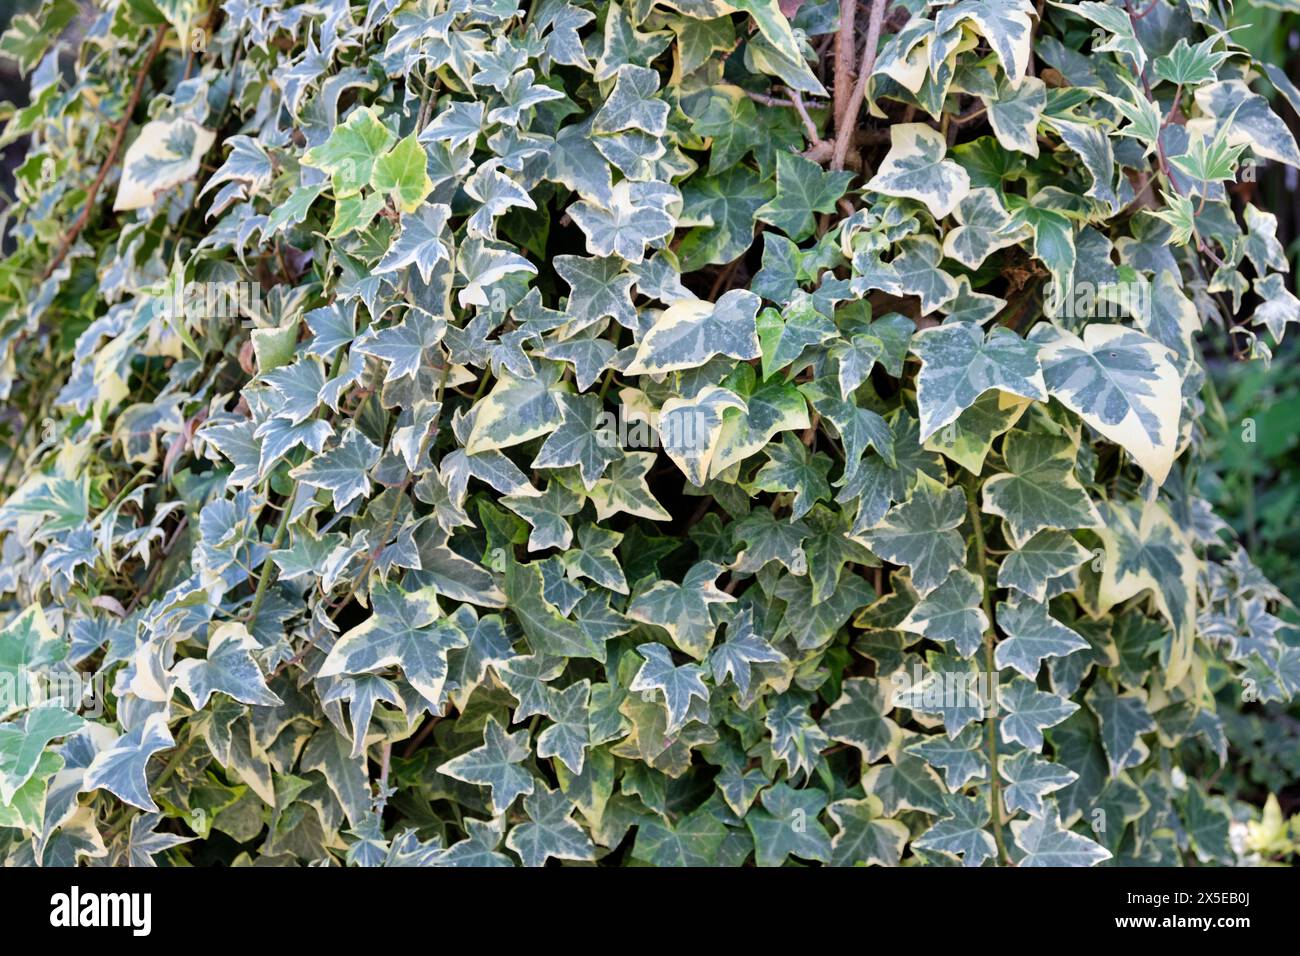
787;89;821;144
42;27;168;281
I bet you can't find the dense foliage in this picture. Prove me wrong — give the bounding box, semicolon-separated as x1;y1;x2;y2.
0;0;1297;867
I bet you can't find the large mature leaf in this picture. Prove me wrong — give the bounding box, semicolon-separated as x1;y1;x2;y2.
1092;499;1198;688
1031;324;1183;484
505;787;596;866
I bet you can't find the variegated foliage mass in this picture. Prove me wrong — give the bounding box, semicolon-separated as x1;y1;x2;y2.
0;0;1295;867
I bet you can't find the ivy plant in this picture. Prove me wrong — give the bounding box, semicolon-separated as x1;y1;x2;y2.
0;0;1296;867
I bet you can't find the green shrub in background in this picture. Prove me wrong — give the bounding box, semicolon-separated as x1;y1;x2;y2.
0;0;1297;867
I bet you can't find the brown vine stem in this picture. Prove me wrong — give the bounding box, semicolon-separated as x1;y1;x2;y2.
966;481;1010;866
42;26;168;281
833;0;857;125
831;0;888;171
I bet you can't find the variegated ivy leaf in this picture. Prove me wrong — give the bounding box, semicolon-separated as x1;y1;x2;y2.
628;643;710;734
1059;0;1146;72
354;311;447;385
900;569;988;658
827;795;909;867
114;119;216;211
568;180;678;263
456;237;538;308
938;276;1008;327
502;481;583;552
865;123;971;220
1085;680;1155;776
937;0;1036;87
906;726;989;790
374;203;452;282
535;679;592;774
757;302;838;379
756;151;855;242
710;377;810;479
861;752;949;816
910;321;1047;444
318;584;468;709
593;64;669;137
1011;802;1111;867
0;706;82;804
993;597;1090;679
531;393;620;488
924;389;1029;474
5;0;1296;872
289;426;381;511
627;562;734;660
632;803;729;867
437;716;535;816
554;254;638;331
1092;500;1198;688
302;106;395;196
981;431;1102;547
0;605;65;721
1031;323;1182;484
999;750;1078;818
745;782;832;867
997;530;1091;602
1252;273;1300;344
172;622;282;711
1154;36;1230;87
465;366;565;454
657;385;745;486
889;235;959;314
860;474;967;596
82;713;175;812
372;132;435;213
464;163;536;238
752;433;834;521
943;187;1024;270
588;451;671;522
821;677;900;763
125;812;195;868
709;607;788;698
999;676;1079;752
1192;79;1300;170
914;792;997;867
983;75;1046;158
438;815;513;867
625;290;762;375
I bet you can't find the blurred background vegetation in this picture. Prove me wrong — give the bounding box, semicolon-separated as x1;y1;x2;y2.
0;0;1296;860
